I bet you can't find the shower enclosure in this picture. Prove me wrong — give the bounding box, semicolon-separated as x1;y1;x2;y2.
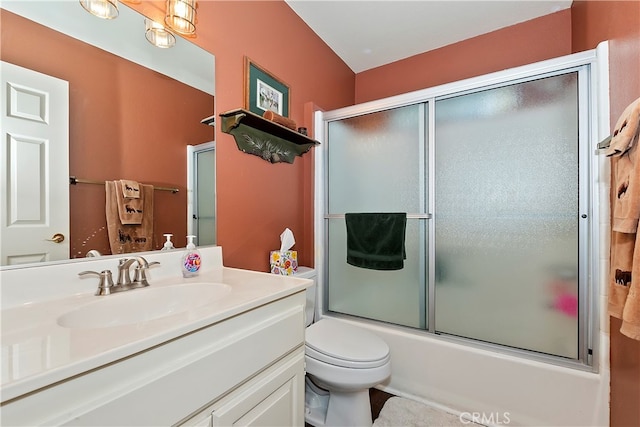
317;57;600;365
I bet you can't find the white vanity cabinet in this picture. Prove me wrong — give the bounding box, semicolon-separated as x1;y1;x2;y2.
182;350;304;426
1;292;307;426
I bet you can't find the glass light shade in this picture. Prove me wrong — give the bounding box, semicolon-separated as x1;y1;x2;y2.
165;0;196;35
145;19;176;48
79;0;119;19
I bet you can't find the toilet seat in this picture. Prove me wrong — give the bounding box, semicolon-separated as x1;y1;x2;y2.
305;319;390;369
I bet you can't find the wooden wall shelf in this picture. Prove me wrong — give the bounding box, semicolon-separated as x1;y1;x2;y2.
219;109;319;164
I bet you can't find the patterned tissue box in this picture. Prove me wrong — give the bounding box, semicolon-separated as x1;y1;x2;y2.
270;250;298;275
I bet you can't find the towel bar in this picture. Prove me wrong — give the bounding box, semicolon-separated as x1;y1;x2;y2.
325;213;431;219
69;176;179;193
597;135;611;150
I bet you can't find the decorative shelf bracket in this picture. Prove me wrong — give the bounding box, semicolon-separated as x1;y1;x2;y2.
219;109;320;164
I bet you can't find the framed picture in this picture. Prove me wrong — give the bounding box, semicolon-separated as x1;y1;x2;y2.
244;57;290;117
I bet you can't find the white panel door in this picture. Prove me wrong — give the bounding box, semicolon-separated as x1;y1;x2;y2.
1;61;69;265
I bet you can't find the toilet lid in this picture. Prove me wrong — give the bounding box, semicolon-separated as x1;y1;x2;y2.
305;319;390;369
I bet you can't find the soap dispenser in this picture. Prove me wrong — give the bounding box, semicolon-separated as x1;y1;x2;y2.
182;235;201;278
161;234;175;251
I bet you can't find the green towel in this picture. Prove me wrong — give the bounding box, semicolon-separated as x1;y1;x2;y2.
345;213;407;270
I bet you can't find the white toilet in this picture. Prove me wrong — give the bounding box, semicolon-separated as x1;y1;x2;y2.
295;267;391;427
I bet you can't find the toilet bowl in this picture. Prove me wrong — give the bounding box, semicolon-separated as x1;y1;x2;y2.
295;268;391;427
305;318;391;427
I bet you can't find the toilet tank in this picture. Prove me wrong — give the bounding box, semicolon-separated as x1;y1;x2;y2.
294;267;316;326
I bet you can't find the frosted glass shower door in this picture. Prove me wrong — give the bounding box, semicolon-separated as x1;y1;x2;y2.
326;104;428;328
434;73;580;358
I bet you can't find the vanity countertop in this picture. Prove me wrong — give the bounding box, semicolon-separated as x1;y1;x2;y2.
0;250;311;403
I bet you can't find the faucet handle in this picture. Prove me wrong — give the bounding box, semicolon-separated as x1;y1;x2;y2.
79;270;114;296
132;261;160;287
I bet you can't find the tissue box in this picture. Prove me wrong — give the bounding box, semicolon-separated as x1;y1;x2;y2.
270;250;298;275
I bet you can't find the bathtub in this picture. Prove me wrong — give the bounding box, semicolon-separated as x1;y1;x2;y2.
322;314;609;427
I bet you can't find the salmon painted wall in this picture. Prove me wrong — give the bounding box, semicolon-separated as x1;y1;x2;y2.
354;10;572;104
207;1;354;270
129;1;355;271
0;10;213;257
572;2;640;426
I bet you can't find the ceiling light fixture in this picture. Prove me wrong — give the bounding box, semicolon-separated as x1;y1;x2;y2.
79;0;119;19
165;0;196;36
145;19;176;48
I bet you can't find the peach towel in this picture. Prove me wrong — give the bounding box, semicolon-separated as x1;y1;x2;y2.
105;181;154;254
606;97;640;233
114;180;144;225
608;97;640;341
120;179;141;198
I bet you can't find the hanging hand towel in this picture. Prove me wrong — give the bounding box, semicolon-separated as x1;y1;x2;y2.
106;182;154;254
345;213;407;270
607;97;640;234
605;96;640;157
114;180;144;225
120;179;141;199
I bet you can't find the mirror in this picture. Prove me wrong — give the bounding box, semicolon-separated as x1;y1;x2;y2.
0;1;215;267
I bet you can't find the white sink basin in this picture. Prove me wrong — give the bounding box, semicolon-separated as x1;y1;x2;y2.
57;283;231;329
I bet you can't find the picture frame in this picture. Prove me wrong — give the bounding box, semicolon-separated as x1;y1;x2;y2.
244;56;290;118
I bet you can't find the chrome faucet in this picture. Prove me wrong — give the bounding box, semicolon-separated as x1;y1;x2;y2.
116;258;133;287
117;256;159;288
79;256;160;296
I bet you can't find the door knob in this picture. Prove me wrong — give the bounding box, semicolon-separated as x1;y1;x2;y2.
46;233;65;243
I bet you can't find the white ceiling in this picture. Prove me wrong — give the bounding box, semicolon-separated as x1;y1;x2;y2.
285;0;573;73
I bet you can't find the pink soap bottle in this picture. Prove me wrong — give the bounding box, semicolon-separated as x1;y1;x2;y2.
182;235;201;278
